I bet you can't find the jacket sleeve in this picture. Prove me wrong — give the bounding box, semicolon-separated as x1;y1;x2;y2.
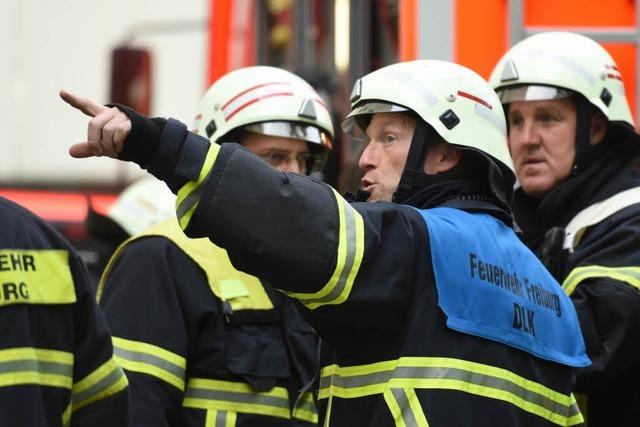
117;116;429;329
136;120;429;330
68;251;131;427
99;237;200;427
561;206;640;392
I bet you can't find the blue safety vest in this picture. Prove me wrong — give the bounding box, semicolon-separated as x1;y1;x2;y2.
417;207;590;367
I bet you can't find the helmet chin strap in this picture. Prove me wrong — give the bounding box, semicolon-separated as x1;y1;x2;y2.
392;121;432;204
571;97;609;176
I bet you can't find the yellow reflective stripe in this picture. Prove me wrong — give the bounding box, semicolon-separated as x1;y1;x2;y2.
72;357;128;411
205;409;237;427
183;378;291;419
112;336;186;391
177;144;221;230
384;388;429;427
286;189;365;309
384;389;406;427
319;357;582;427
292;391;318;423
62;401;72;427
0;347;74;389
0;249;76;306
568;394;584;426
405;388;429;426
562;265;640;296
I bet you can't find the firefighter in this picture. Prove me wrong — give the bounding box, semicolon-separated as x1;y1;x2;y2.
489;31;640;426
94;66;331;426
0;202;130;424
61;59;590;426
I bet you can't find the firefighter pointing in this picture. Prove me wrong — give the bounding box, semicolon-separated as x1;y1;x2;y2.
62;60;590;426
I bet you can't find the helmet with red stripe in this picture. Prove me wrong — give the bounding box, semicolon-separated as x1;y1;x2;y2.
489;32;634;131
489;32;638;176
343;60;515;207
193;66;333;173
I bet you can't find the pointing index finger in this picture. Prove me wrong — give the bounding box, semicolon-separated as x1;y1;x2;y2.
59;90;105;118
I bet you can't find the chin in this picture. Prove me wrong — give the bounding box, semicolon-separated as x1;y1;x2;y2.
521;180;554;198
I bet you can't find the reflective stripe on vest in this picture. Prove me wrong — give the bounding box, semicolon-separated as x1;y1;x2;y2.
98;218;274;313
183;378;318;422
284;188;364;310
112;336;186;391
562;265;640;296
0;347;73;389
319;357;583;426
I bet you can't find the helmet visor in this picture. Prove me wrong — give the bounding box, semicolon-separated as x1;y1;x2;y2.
496;85;573;104
244;121;331;147
342;102;408;141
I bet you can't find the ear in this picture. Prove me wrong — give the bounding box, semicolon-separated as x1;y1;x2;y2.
590;112;608;145
423;143;461;175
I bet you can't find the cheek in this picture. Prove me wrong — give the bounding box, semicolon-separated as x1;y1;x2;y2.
507;135;524;161
547;127;576;171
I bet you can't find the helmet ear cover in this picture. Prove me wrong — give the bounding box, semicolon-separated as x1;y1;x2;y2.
392;119;515;212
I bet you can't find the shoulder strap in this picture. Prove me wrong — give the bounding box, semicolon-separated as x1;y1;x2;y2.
564;186;640;252
97;218;273;312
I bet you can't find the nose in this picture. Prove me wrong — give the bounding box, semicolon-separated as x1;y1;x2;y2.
517;119;540;148
358;142;379;170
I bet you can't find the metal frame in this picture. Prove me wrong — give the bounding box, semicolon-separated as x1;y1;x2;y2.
508;0;640;124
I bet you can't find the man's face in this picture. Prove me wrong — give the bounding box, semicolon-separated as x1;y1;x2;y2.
242;132;311;174
358;113;416;202
507;98;577;197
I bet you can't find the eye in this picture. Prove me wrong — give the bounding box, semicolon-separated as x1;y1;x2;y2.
508;115;523;128
260;152;287;166
383;134;397;144
296;153;311;163
537;113;557;124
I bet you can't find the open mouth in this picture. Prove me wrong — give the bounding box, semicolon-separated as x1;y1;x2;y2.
360;178;376;193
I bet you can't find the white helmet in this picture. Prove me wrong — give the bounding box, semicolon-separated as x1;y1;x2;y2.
343;60;515;203
106;178;176;237
489;31;635;130
193;66;334;173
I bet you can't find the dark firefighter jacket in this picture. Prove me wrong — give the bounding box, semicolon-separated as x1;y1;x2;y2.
114;114;591;426
513;143;640;427
0;196;130;427
98;218;320;427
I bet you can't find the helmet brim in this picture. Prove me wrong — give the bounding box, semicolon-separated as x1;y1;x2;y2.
496;85;573;104
244;121;331;148
341;102;409;141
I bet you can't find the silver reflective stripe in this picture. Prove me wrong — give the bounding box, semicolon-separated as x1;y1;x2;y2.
299;198;357;305
526;49;596;86
215;411;228;427
0;359;73;377
185;387;290;410
72;366;124;406
295;398;317;417
114;345;185;381
176;168;213;220
321;365;580;419
383;68;438;107
474;103;506;136
391;389;420;427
